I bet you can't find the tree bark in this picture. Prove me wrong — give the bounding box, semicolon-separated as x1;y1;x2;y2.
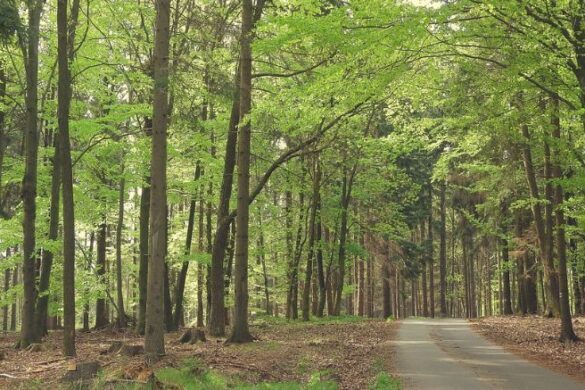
19;0;43;350
520;123;560;317
439;180;447;317
115;164;127;328
173;165;200;329
144;0;171;359
228;0;254;343
136;176;150;335
501;237;513;315
333;166;356;315
57;0;77;356
95;222;108;328
550;96;578;341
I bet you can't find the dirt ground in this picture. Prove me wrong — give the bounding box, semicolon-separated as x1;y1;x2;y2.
0;317;397;389
473;315;585;383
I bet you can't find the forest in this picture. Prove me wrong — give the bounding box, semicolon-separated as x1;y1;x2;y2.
0;0;584;388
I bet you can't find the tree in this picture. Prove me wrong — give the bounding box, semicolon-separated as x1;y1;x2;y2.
19;0;43;350
227;0;255;343
144;0;171;360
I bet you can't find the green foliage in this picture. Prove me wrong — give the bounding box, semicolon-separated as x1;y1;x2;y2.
0;0;20;42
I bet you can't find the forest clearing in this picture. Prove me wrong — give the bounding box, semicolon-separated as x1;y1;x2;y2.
1;0;585;388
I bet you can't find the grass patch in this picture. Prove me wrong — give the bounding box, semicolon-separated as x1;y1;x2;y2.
155;358;338;389
369;372;401;390
370;357;401;390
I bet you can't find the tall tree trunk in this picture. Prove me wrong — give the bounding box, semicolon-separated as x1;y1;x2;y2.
382;260;392;318
19;0;43;350
95;222;108;328
208;74;238;336
428;187;435;318
333;166;356;315
439;181;447;317
144;0;171;359
34;134;61;339
257;214;271;315
520;123;560;317
83;232;95;331
10;264;17;331
501;237;513;315
197;182;205;327
315;167;326;317
550;97;578;341
173;165;201;329
421;224;429;317
115;165;127;328
136;175;150;334
228;0;254;343
58;0;78;355
301;185;317;321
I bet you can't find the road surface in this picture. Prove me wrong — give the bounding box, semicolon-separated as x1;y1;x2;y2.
393;318;584;390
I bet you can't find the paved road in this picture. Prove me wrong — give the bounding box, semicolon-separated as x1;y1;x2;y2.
393;318;584;390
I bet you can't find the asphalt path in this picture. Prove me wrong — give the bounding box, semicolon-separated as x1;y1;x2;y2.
393;318;584;390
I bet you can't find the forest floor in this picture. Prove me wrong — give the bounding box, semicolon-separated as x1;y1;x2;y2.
474;315;585;383
0;315;399;389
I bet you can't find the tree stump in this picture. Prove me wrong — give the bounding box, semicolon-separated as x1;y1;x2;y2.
118;344;144;356
62;361;100;382
178;328;206;344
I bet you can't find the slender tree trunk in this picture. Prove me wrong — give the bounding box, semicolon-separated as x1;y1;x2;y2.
115;165;127;328
19;0;43;350
136;177;150;334
228;0;254;343
315;174;326;317
198;181;207;327
208;75;238;336
550;97;578;341
439;181;447;317
95;222;108;328
10;264;17;331
58;0;77;355
83;232;95;331
34;135;60;340
501;237;513;315
173;165;201;328
382;260;392;318
257;214;271;315
520;123;560;317
333;166;356;315
144;0;171;359
428;188;435;318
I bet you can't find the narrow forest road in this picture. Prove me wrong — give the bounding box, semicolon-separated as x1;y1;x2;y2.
394;318;584;390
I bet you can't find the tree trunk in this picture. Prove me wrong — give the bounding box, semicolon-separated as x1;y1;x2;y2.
19;0;43;350
208;75;238;337
520;123;560;317
428;189;435;318
550;97;578;341
58;0;77;356
34;133;61;340
144;0;171;359
501;238;513;315
115;165;127;328
95;222;108;328
136;176;150;334
333;166;356;315
83;232;94;331
173;165;201;329
439;181;447;317
228;0;254;343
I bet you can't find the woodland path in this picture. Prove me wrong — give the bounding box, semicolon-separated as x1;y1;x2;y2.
393;318;585;390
